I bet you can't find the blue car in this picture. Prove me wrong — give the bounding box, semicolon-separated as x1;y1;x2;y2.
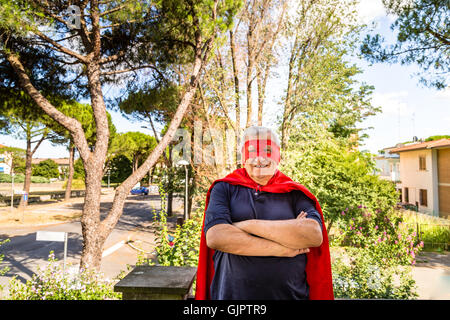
130;187;149;195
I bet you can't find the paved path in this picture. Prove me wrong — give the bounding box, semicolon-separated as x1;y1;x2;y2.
413;251;450;299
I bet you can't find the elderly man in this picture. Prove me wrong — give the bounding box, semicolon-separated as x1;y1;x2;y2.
195;126;333;300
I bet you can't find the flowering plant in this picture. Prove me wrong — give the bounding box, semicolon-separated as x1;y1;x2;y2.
332;206;423;266
332;247;418;299
8;251;121;300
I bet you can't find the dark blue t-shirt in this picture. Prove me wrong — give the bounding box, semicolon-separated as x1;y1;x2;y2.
204;181;323;300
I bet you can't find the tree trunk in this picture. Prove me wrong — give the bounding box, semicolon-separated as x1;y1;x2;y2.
230;30;241;167
64;144;75;201
19;135;32;209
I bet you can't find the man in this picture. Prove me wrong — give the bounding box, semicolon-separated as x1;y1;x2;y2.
195;126;333;300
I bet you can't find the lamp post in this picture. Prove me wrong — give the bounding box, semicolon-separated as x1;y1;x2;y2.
176;160;189;221
10;170;14;213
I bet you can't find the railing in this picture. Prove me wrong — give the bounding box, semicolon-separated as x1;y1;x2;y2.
405;222;450;251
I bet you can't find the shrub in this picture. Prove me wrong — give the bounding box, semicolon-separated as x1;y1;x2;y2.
0;173;50;183
144;193;203;267
32;159;59;179
332;206;424;266
8;251;120;300
0;238;10;296
62;179;85;190
332;247;418;299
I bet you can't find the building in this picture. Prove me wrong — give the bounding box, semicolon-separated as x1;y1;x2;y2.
0;144;13;175
390;138;450;219
374;146;401;183
31;158;70;176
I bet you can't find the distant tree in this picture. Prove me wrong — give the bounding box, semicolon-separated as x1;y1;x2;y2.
361;0;450;89
32;159;59;179
425;135;450;141
106;155;132;184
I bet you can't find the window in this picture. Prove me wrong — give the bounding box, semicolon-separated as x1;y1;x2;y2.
404;187;409;203
419;155;426;170
420;189;428;207
0;157;4;163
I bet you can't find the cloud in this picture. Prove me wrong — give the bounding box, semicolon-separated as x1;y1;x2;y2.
356;0;388;24
371;91;409;116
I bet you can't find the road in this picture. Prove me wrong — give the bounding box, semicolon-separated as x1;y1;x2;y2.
0;193;183;295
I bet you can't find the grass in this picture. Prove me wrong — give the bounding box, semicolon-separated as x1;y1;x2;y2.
399;209;450;252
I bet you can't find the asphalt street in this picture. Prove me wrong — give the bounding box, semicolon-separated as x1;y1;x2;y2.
0;194;183;294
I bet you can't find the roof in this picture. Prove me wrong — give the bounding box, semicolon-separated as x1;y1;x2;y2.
31;158;70;165
390;139;450;153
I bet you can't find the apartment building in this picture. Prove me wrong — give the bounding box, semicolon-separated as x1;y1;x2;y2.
391;138;450;218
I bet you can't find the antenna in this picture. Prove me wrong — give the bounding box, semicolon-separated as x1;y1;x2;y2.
398;106;401;142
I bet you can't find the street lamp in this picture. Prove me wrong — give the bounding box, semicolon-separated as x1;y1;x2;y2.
176;159;189;221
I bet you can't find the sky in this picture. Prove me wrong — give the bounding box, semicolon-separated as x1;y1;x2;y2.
0;0;448;158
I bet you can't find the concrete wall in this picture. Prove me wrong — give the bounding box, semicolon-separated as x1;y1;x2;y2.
399;149;437;215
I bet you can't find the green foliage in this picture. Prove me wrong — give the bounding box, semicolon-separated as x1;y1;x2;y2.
105;155;132;184
399;211;450;251
150;193;203;267
332;206;424;266
8;251;121;300
32;159;59;179
62;179;85;190
281;130;399;233
0;238;10;295
332;247;418;299
425;135;450;142
135;192;203;268
73;158;85;181
360;0;450;89
0;173;49;183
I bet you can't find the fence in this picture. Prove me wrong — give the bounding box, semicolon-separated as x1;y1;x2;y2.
405;222;450;251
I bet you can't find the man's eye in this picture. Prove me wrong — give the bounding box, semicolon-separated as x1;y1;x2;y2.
264;146;272;153
248;145;256;152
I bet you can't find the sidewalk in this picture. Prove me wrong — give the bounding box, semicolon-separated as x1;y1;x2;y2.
413;251;450;299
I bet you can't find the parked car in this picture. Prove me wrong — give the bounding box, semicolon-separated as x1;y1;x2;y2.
130;186;149;195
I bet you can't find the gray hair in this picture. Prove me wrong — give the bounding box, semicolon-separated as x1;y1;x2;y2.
240;126;281;151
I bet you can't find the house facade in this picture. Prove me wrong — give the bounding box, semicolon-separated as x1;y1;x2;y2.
374;146;401;182
0;144;13;175
391;139;450;219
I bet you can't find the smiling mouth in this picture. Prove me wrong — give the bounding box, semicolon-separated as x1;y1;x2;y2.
253;164;269;168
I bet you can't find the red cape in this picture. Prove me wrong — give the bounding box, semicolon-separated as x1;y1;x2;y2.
195;168;334;300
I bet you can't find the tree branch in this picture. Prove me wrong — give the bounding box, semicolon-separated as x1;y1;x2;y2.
6;53;92;162
34;30;87;63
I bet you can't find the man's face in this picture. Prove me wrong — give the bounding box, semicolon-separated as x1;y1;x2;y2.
242;138;280;185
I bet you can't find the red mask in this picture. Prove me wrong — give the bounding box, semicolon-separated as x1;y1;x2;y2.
242;139;281;164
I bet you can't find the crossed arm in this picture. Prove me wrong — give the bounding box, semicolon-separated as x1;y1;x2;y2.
206;212;323;258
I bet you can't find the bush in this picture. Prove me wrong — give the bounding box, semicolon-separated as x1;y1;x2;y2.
0;173;50;183
332;247;418;299
0;238;10;296
62;179;85;190
32;159;59;179
8;251;120;300
140;193;203;267
332;206;424;266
